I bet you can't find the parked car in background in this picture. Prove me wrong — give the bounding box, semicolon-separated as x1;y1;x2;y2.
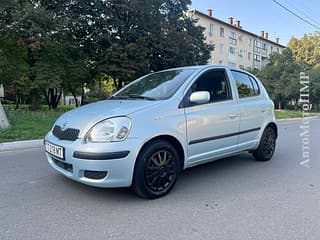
44;65;277;199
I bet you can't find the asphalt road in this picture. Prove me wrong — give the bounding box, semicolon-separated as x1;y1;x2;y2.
1;119;319;240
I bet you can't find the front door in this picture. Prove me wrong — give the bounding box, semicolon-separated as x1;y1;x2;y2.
184;69;240;165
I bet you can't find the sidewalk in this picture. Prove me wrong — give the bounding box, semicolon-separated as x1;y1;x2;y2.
0;139;43;152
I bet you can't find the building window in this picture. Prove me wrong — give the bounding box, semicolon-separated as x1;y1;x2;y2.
248;38;252;46
254;40;261;53
254;54;261;62
248;52;252;60
238;35;243;43
219;43;224;54
277;48;280;53
270;46;273;53
239;49;245;58
261;43;268;55
219;60;223;64
209;40;214;46
229;31;237;45
229;47;236;55
220;27;224;37
209;24;214;34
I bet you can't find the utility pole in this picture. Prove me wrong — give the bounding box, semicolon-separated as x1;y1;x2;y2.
0;84;10;129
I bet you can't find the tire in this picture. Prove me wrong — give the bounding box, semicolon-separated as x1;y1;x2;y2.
253;126;276;161
132;140;181;199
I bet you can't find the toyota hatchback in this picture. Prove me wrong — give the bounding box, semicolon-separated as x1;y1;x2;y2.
44;65;277;199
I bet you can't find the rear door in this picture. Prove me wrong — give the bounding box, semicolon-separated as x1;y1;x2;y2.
230;70;267;150
183;68;240;165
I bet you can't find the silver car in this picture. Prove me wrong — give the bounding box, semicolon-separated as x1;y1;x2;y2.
44;65;277;199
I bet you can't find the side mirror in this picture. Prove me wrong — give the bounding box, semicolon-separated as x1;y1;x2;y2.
189;91;210;105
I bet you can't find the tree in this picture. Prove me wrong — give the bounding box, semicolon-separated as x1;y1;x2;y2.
0;34;30;109
256;49;302;109
288;32;320;69
308;67;320;111
0;1;56;110
100;0;212;90
1;0;212;107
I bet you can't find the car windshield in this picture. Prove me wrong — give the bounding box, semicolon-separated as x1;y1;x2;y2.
112;69;195;100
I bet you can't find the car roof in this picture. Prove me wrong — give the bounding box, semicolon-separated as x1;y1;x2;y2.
158;64;229;71
154;65;256;77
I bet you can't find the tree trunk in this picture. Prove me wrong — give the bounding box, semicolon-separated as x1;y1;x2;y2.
15;94;20;110
52;89;62;109
44;88;62;109
30;89;40;111
44;89;51;109
71;91;79;107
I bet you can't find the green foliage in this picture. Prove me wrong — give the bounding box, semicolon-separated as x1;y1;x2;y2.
86;74;116;103
251;44;320;110
99;0;212;89
252;49;302;109
288;32;320;68
308;67;320;110
0;0;213;108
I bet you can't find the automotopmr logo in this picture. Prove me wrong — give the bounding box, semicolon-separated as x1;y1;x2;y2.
299;72;311;168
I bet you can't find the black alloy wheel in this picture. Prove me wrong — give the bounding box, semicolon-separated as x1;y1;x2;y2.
253;126;276;161
132;140;180;199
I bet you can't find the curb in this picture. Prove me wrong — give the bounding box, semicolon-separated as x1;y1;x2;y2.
277;116;319;122
0;139;43;152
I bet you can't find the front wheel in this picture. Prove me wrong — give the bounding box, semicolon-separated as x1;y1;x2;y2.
132;140;180;199
253;126;276;161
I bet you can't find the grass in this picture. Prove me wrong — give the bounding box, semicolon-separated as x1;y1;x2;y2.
274;110;304;119
0;105;74;143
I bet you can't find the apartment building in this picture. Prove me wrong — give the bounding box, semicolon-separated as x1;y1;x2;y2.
187;9;286;69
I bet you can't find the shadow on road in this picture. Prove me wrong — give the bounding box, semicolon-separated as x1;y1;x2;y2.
51;152;264;202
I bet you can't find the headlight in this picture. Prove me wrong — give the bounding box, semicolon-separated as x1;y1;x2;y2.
85;117;132;143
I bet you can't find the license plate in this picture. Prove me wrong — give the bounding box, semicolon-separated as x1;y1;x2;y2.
45;141;65;160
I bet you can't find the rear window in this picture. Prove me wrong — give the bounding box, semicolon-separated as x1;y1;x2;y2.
231;71;260;98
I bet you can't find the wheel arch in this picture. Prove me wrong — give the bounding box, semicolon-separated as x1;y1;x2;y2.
266;122;278;139
135;135;186;171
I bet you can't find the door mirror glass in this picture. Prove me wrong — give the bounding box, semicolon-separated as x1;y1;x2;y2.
189;91;210;105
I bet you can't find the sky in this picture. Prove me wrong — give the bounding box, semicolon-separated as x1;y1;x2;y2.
190;0;320;46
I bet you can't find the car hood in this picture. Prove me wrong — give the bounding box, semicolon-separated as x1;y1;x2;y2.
54;100;161;138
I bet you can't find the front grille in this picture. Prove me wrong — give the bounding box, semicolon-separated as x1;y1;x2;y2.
84;170;107;180
52;158;73;172
52;125;80;141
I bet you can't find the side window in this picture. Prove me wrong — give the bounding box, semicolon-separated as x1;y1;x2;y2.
190;70;232;103
231;71;258;98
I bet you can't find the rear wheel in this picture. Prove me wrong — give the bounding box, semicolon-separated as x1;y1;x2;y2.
132;140;180;199
253;126;276;161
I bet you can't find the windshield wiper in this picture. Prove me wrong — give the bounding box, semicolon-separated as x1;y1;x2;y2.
110;95;156;101
127;94;156;100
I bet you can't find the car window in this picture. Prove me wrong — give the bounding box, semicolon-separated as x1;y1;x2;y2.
231;70;258;98
250;76;260;95
114;69;195;100
190;69;232;104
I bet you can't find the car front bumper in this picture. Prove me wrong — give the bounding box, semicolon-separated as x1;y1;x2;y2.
44;132;140;188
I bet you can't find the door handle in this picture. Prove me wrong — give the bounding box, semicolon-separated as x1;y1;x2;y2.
228;113;238;119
